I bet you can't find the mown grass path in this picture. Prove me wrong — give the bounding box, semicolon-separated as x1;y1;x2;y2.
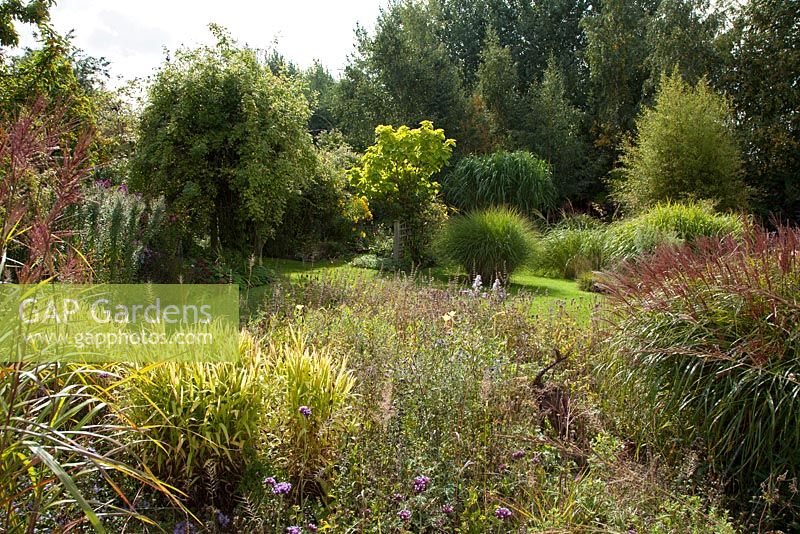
245;258;599;323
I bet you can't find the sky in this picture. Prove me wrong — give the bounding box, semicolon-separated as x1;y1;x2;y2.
19;0;387;84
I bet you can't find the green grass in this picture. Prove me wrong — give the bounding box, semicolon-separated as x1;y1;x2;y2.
245;258;597;323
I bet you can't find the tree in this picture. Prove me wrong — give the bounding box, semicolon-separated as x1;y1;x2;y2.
582;0;655;144
514;0;593;106
726;0;800;221
432;0;522;86
303;61;338;135
0;0;53;47
475;27;520;144
0;32;96;132
349;120;455;261
130;27;316;261
524;57;591;199
644;0;726;90
612;72;745;212
335;2;469;151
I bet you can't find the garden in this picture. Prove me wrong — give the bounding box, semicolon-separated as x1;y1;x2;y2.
1;0;799;532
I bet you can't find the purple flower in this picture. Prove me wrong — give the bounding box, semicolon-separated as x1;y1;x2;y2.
531;453;541;465
299;406;312;417
264;476;276;487
392;493;405;502
412;475;430;493
307;524;318;533
286;527;301;534
494;507;512;520
173;522;197;534
273;481;292;495
442;504;454;515
398;509;412;521
215;511;230;528
511;449;525;460
498;463;508;473
118;183;128;194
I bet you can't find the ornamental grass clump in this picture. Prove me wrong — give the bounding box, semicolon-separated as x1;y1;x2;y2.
601;225;800;510
442;151;557;216
269;329;356;496
533;216;610;279
606;201;743;261
434;207;536;284
122;331;270;504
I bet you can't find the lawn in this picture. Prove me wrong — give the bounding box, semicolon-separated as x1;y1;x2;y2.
246;257;598;322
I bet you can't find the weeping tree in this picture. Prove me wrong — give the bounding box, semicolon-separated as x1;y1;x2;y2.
131;25;316;261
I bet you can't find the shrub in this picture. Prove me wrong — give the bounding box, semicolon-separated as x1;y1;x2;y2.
611;72;746;213
74;182;165;283
443;151;557;216
131;27;316;260
577;271;607;293
121;332;269;505
601;225;800;522
434;207;536;284
265;131;372;259
202;255;276;287
350;253;408;272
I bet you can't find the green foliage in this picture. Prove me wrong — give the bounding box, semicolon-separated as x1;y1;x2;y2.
0;33;97;144
443;151;557;216
74;182;165;283
0;0;52;47
334;1;469;151
266;130;371;258
612;72;746;212
727;0;800;221
122;333;270;503
303;61;337;134
0;361;182;532
434;207;536;283
268;330;356;494
582;0;654;142
534;216;610;279
130;26;316;259
476;27;520;142
349;120;455;262
350;253;407;272
524;58;591;199
606;201;743;260
0;279;181;532
534;203;743;278
350;121;455;216
644;0;725;90
238;271;737;532
602;226;800;527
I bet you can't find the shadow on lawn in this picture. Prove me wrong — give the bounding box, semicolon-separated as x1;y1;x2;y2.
241;257;597;321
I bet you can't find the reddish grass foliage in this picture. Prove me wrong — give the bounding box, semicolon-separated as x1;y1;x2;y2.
0;98;93;282
600;224;800;518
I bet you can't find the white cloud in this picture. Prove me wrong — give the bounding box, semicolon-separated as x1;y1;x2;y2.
20;0;387;84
